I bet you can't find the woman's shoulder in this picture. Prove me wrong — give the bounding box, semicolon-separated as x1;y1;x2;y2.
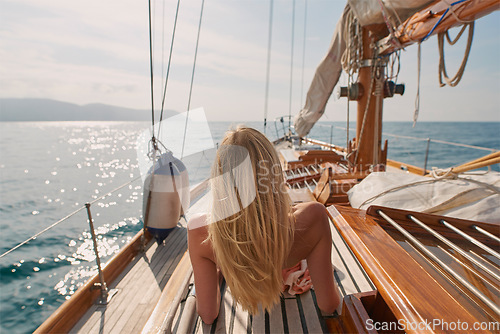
293;201;330;238
188;212;209;231
293;202;328;225
187;213;214;259
187;213;210;246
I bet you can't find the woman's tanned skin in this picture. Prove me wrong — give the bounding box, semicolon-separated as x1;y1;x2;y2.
188;201;340;324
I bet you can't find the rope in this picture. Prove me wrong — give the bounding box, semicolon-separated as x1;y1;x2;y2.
376;0;403;50
341;8;361;76
340;6;361;166
442;0;476;24
354;57;379;166
157;0;181;140
438;22;474;87
413;42;421;127
0;176;142;259
263;0;274;135
420;0;470;43
288;0;296;130
181;0;205;159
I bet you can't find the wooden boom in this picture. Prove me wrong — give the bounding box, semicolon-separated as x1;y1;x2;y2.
378;0;500;55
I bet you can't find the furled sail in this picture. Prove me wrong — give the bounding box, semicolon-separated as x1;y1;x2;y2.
347;0;433;27
348;171;500;223
294;0;433;137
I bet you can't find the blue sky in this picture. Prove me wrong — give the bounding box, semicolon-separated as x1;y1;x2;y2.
1;0;499;122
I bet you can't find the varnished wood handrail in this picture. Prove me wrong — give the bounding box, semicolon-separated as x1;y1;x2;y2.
327;205;496;333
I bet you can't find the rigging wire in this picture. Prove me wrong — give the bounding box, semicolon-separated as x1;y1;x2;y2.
300;0;308;108
157;0;182;141
288;0;296;130
148;0;157;149
0;176;142;260
414;43;421;127
161;0;166;100
263;0;274;135
181;0;205;159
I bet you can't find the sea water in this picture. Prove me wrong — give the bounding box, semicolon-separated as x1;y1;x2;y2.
0;121;498;333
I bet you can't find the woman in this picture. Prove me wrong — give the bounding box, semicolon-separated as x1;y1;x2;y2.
188;126;340;324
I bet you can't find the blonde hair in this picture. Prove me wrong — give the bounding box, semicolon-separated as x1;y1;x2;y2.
208;126;294;314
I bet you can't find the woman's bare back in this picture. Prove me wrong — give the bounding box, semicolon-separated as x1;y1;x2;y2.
187;201;340;324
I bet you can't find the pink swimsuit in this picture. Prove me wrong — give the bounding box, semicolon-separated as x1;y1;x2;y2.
282;259;313;295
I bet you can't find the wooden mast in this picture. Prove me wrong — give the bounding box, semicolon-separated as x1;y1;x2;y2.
354;28;386;172
352;0;499;170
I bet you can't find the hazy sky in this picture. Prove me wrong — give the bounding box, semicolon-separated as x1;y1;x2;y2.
1;0;499;122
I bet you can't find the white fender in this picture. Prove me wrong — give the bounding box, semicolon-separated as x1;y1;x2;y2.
143;152;189;243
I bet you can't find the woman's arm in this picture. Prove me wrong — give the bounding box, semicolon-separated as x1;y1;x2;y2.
304;203;341;314
187;215;220;324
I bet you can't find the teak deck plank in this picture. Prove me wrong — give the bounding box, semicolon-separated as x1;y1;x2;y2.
72;238;159;333
72;187;376;334
71;227;186;334
268;299;284;333
298;290;324;333
106;230;185;334
121;242;187;334
284;298;302;332
251;306;265;333
91;246;164;333
115;233;186;334
232;299;248;333
185;223;372;334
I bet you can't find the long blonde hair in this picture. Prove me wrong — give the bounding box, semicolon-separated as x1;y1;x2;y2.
208;126;294;314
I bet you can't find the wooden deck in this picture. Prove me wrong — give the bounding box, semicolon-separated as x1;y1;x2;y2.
167;208;375;333
70;225;188;333
71;189;374;333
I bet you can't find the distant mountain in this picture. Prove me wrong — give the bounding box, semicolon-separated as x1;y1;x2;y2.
0;98;177;121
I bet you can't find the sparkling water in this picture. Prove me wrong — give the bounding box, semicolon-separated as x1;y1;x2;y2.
0;121;498;333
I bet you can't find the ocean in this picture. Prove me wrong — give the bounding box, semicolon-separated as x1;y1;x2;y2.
0;121;498;333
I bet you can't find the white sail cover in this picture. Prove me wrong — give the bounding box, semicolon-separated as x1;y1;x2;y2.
294;1;433;137
347;0;434;27
348;171;500;223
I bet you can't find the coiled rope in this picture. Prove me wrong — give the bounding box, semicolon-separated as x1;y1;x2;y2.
438;22;475;87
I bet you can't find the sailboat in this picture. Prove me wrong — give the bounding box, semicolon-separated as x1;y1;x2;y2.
33;0;499;333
